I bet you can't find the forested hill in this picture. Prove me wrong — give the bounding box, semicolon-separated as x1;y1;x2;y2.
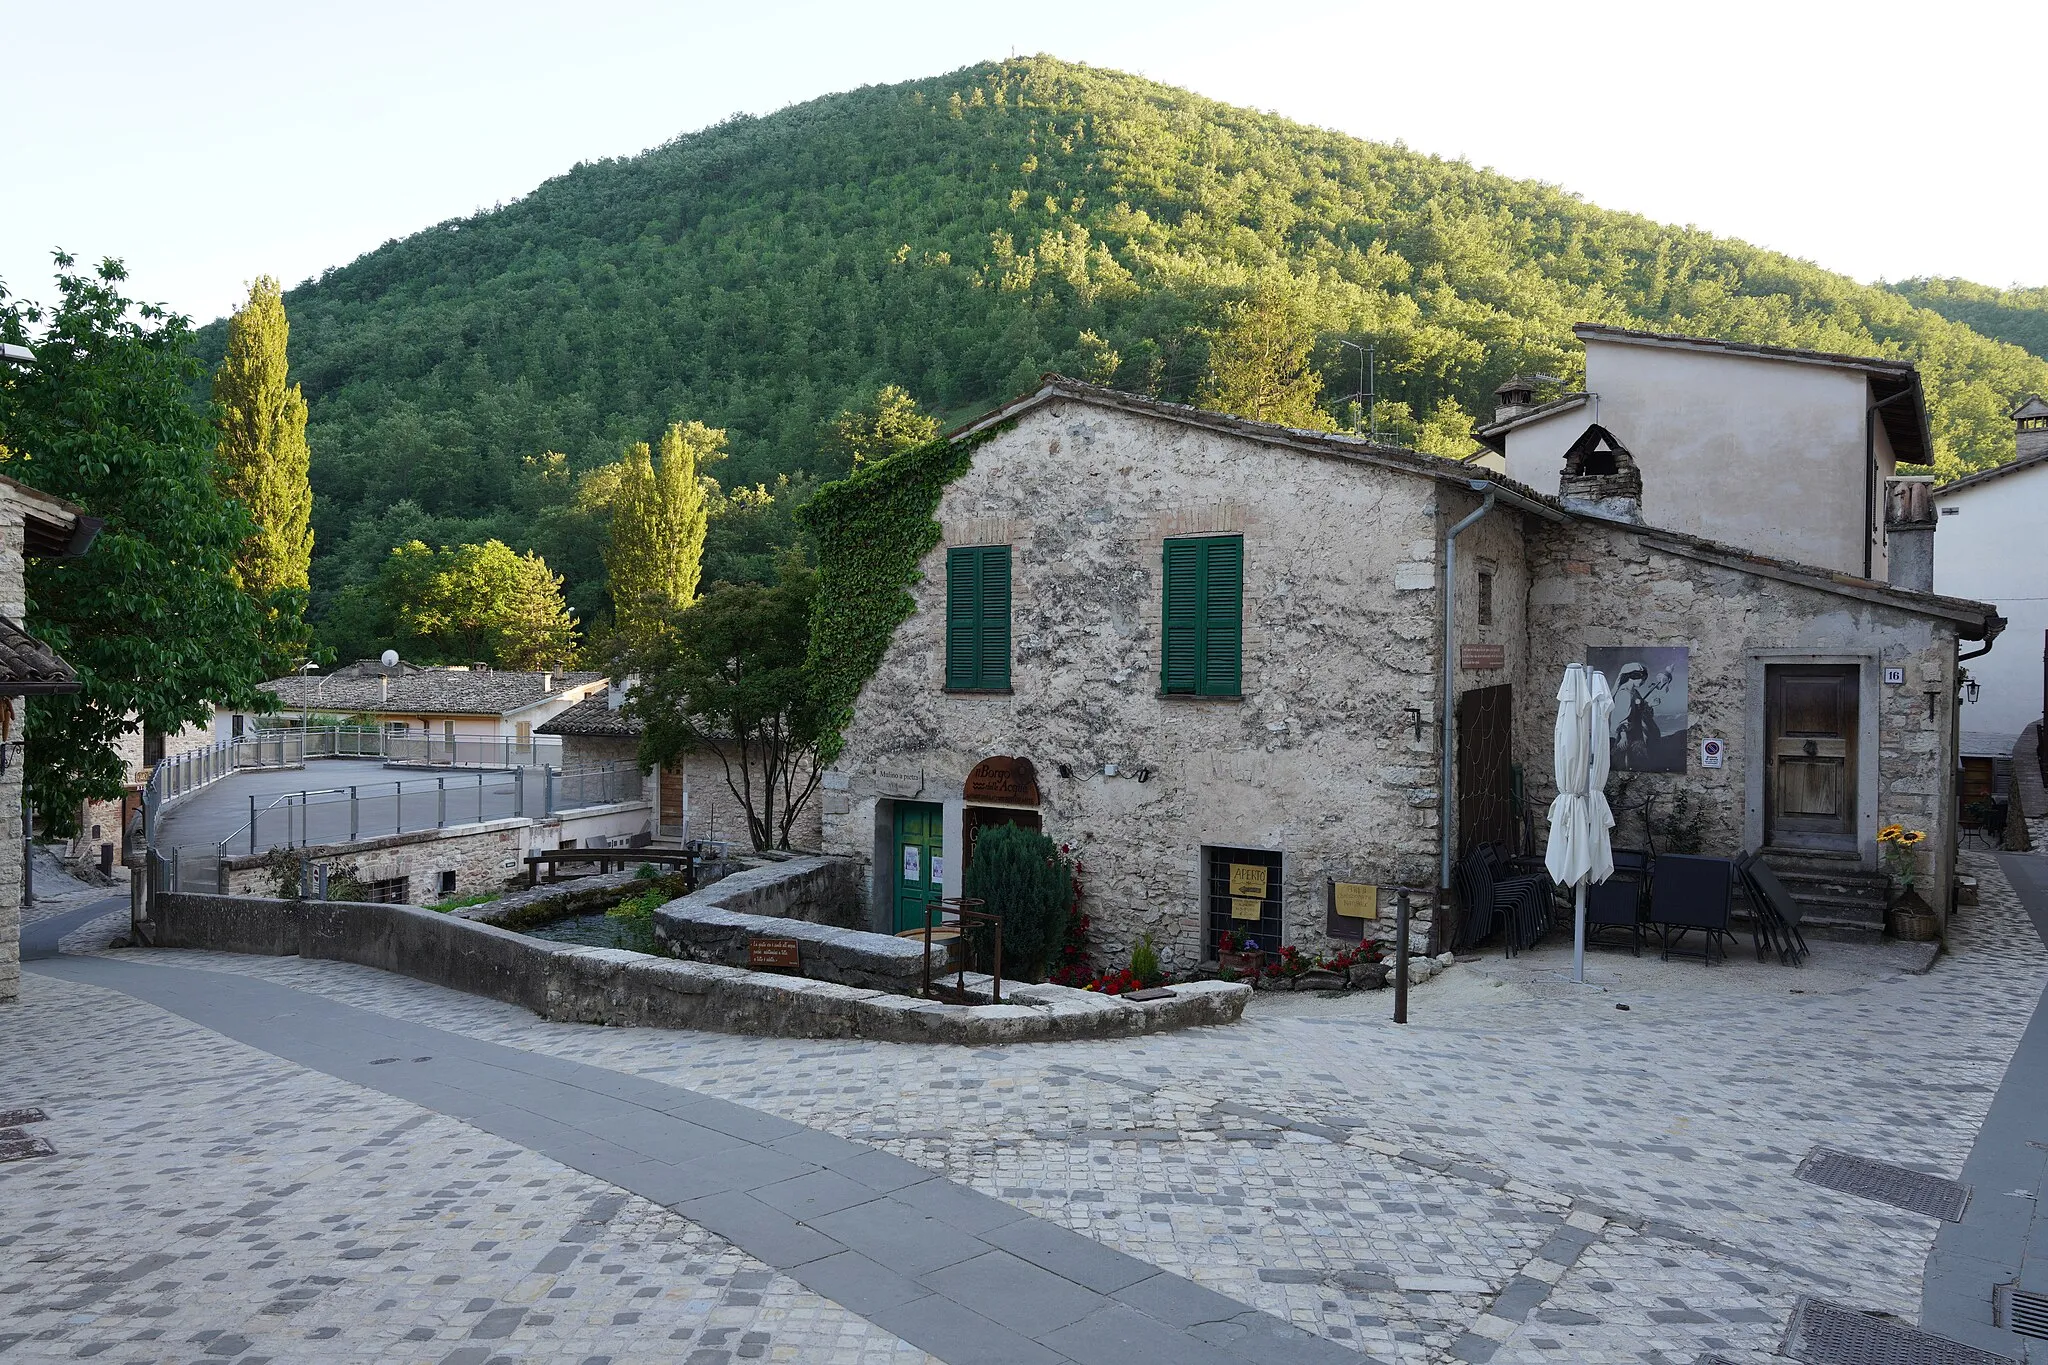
1888;278;2048;364
190;55;2048;631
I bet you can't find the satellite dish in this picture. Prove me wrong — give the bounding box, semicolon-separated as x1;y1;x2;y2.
381;649;399;667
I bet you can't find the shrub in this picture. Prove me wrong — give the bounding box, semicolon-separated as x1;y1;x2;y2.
1129;933;1162;987
962;823;1072;982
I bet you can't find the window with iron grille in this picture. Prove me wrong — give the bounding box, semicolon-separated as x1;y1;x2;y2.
1205;845;1282;960
945;545;1012;691
358;875;410;904
1162;536;1243;697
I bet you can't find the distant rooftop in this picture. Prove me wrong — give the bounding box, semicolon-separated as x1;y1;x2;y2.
536;693;642;739
260;663;605;717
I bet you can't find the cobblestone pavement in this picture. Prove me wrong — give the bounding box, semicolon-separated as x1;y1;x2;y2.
3;849;2042;1364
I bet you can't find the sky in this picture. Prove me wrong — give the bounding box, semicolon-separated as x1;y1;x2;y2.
4;0;2042;326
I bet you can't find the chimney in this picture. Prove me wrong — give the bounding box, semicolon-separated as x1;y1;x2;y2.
1558;422;1642;523
380;675;389;704
1492;373;1561;424
1885;475;1936;593
2015;395;2048;462
541;672;553;693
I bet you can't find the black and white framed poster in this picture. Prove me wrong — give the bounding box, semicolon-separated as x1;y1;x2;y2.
1586;646;1690;773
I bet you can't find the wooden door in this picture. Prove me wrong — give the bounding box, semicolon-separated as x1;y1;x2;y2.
1767;665;1858;849
891;801;945;932
659;766;684;833
1457;684;1515;857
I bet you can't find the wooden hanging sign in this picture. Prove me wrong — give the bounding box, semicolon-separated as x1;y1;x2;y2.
964;755;1040;805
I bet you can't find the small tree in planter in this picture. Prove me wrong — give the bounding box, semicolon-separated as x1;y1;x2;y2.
962;824;1072;982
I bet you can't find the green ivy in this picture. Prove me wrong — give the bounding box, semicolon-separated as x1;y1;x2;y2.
797;421;1012;762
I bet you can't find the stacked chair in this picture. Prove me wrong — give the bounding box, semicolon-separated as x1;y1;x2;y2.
1647;854;1737;964
1456;844;1551;956
1582;848;1650;955
1733;852;1811;966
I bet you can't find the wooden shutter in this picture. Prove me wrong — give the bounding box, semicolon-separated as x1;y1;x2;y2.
1161;540;1201;693
978;546;1011;689
946;547;981;689
1200;536;1243;696
946;545;1011;690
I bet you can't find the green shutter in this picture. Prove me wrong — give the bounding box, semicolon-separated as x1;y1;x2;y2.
1200;536;1243;696
978;546;1011;688
1162;536;1242;697
946;547;980;689
946;545;1011;690
1161;540;1200;693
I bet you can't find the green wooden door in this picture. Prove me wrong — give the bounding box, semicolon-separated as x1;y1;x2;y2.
891;801;945;932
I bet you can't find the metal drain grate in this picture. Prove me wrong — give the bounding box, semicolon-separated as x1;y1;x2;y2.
0;1137;56;1163
0;1106;48;1127
1784;1298;2016;1365
1994;1284;2048;1341
1796;1148;1971;1222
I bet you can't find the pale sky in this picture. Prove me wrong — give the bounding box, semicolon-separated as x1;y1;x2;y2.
4;0;2041;326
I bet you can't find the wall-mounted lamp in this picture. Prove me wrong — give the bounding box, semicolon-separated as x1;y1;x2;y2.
1962;677;1981;705
1135;767;1152;783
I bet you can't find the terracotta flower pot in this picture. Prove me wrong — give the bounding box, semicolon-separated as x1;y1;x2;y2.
1218;949;1265;977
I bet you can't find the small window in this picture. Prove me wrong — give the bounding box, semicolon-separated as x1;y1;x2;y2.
357;875;410;904
1476;562;1495;627
1206;845;1282;959
230;713;246;739
438;870;457;897
1162;536;1243;697
1940;507;1959;516
945;545;1012;691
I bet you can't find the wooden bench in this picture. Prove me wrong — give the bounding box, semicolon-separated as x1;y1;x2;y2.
525;847;694;888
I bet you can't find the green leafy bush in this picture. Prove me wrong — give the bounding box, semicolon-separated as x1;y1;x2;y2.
961;823;1072;982
1129;933;1162;988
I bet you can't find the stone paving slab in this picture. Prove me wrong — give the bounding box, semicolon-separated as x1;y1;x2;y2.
4;848;2041;1364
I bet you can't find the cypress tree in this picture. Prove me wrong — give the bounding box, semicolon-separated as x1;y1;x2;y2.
212;277;314;603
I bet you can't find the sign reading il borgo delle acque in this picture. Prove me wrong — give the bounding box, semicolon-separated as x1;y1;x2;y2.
964;755;1041;806
1586;645;1690;773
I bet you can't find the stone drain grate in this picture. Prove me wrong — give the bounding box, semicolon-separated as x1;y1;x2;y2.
1783;1298;2016;1365
0;1106;56;1164
1796;1148;1971;1222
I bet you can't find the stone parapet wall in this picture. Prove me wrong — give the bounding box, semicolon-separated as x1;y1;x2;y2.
652;856;906;990
147;889;1250;1042
220;819;533;901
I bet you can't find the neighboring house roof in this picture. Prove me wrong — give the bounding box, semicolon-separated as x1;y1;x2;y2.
536;694;642;739
1934;448;2048;498
260;669;606;717
1572;322;1931;464
2011;395;2048;422
0;615;80;696
0;472;102;557
1472;393;1590;453
950;376;2000;639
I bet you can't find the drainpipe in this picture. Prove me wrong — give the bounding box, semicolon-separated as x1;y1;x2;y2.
1438;489;1499;929
1865;388;1915;579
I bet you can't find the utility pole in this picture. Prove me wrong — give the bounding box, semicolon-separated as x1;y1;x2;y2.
1338;339;1377;442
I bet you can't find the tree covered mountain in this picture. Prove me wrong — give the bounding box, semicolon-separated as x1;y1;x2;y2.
188;56;2048;642
1888;278;2048;366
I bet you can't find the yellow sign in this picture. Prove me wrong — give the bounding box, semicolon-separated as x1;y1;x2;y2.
1228;863;1268;899
1332;882;1379;921
1231;897;1263;921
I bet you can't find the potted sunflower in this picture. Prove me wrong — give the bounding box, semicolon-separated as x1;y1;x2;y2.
1879;824;1938;941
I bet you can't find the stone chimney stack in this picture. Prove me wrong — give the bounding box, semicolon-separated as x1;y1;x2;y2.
1491;373;1561;424
2015;395;2048;462
1885;476;1936;592
1558;423;1643;523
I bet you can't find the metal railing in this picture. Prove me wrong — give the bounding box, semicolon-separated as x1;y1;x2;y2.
272;725;565;770
142;733;305;856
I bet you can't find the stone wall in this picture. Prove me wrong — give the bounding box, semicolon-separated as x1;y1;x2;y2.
822;400;1447;975
148;889;1251;1042
0;487;26;1002
1520;517;1963;917
220;818;534;902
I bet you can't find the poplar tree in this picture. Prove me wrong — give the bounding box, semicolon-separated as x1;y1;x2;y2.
1198;274;1334;431
604;421;722;646
212;277;314;603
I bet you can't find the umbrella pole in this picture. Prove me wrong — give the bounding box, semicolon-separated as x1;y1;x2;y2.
1573;882;1588;984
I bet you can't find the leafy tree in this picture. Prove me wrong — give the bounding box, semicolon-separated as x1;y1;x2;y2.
623;560;822;850
1199;274;1333;430
0;256;273;836
961;823;1072;982
383;539;577;669
603;421;721;646
824;385;939;468
211;276;314;659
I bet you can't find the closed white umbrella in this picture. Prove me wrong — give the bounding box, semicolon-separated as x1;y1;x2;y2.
1545;664;1616;983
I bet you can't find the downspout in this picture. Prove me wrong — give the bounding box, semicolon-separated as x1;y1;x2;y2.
1865;388;1914;579
1438;489;1499;923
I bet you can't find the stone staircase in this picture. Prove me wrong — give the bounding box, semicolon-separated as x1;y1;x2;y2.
1756;849;1890;940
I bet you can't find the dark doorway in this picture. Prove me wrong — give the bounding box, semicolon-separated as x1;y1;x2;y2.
1766;665;1859;850
1457;684;1515;858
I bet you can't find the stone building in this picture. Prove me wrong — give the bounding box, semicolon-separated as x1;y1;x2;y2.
0;473;101;1004
819;376;1996;975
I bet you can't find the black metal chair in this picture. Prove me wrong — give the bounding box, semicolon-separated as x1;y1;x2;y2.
1648;854;1736;964
1457;844;1548;956
1736;854;1810;966
1583;848;1649;955
1485;843;1554;943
